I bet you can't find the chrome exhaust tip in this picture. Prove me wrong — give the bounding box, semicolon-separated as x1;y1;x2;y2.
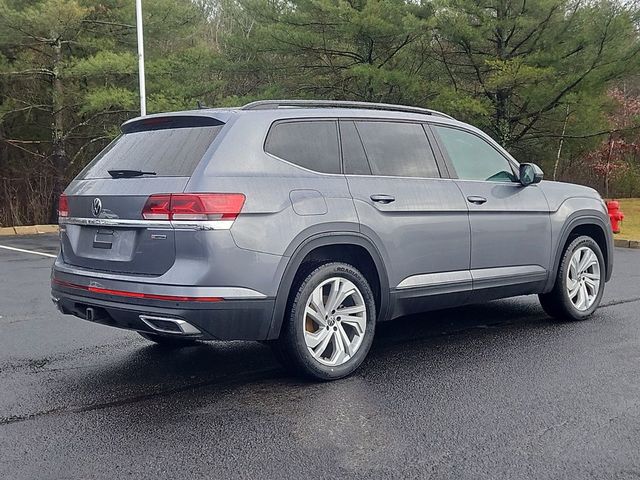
51;296;64;314
139;315;201;335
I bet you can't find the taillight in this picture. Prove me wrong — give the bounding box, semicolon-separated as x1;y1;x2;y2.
141;194;171;220
142;193;245;222
58;194;69;218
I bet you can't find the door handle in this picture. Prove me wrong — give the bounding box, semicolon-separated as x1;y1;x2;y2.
467;195;487;205
370;194;395;204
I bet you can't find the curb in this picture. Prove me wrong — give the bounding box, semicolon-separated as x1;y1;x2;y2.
0;225;59;236
614;238;640;249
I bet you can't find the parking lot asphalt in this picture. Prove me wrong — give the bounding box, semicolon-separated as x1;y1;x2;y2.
1;234;639;479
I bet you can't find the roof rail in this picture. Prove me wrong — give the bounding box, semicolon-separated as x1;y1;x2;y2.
241;99;454;120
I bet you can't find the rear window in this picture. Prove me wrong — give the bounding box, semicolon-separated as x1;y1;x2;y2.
78;126;223;179
264;120;340;174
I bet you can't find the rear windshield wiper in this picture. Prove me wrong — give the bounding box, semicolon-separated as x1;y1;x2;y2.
108;169;157;179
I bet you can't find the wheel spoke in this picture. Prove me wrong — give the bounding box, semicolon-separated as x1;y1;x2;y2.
332;284;356;311
568;277;581;298
584;283;592;307
331;328;348;364
337;304;366;316
578;249;596;273
305;326;330;348
577;283;589;309
337;323;353;357
325;279;342;313
311;287;326;318
305;305;326;327
576;249;587;273
584;277;598;291
570;254;579;278
311;329;333;359
326;279;357;313
340;315;365;335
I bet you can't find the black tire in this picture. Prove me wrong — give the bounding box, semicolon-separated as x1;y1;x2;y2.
276;262;376;381
138;331;199;347
539;235;605;321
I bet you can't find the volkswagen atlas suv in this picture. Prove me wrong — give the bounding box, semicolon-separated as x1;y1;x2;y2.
51;100;614;380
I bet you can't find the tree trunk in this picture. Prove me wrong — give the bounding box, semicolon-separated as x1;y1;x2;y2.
553;104;570;180
604;136;614;198
50;38;67;223
494;0;511;146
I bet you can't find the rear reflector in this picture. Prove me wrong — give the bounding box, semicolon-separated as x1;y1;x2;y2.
52;279;223;303
142;193;245;221
58;194;69;218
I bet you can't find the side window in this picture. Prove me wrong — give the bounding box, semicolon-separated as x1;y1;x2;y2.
340;121;371;175
265;120;340;174
354;121;440;178
432;126;516;182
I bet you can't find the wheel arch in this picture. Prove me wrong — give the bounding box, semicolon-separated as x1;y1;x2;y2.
545;213;613;292
266;233;391;339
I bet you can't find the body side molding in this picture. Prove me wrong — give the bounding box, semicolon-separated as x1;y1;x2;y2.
397;265;547;291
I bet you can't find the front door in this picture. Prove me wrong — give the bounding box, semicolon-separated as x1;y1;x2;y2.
430;124;552;299
340;119;472;317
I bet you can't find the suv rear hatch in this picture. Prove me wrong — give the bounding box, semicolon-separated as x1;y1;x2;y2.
60;115;225;276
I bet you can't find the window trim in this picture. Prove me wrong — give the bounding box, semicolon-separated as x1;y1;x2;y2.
338;119;372;175
341;118;446;180
427;123;519;183
263;118;342;176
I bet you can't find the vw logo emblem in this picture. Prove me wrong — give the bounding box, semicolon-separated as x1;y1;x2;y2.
92;198;102;217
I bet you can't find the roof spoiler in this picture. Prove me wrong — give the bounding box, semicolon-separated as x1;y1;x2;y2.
122;115;224;134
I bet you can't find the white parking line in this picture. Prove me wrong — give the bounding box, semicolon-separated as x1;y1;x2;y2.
0;245;57;258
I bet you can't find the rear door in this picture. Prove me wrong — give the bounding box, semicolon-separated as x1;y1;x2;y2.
342;119;471;316
61;116;225;275
430;124;552;297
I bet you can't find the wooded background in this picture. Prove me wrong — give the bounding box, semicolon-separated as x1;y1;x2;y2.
1;0;639;226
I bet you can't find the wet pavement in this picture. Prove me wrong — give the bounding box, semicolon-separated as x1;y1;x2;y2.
1;234;639;479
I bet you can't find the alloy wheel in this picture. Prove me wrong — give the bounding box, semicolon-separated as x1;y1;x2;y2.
303;276;367;366
566;246;601;311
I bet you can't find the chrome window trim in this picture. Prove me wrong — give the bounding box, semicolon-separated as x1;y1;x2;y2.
59;217;234;231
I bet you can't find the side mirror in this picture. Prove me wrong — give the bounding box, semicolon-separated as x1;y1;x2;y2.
519;163;543;186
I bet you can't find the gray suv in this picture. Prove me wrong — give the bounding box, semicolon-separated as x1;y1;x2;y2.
51;100;613;380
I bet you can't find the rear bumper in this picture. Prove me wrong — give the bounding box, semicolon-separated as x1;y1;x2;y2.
51;270;275;341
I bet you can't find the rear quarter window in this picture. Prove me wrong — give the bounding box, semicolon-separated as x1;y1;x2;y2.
78;125;223;179
264;120;340;174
